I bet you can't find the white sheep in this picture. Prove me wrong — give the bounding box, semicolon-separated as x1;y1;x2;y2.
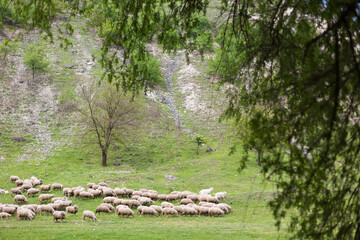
15;179;24;186
0;212;12;219
16;208;34;220
161;207;178;216
199;187;214;195
66;205;78;215
116;206;134;217
150;205;162;213
100;203;115;212
79;192;94;199
40;184;51;192
9;176;20;182
140;206;158;216
180;199;194;205
95;205;111;214
52;197;67;203
11;187;22;196
37;205;54;215
214;192;227;200
83;210;97;221
206;196;219;204
161;202;174;208
103;197;117;204
53;211;66;222
208;207;224;217
14;195;28;204
51;183;63;190
39;194;55;203
27;188;40;197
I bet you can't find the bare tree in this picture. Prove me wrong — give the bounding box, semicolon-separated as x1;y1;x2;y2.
77;82;142;166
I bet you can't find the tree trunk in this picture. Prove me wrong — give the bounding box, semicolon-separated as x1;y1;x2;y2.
196;144;199;155
257;150;262;166
102;149;108;167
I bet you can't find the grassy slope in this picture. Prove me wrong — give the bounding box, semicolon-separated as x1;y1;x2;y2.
0;14;290;240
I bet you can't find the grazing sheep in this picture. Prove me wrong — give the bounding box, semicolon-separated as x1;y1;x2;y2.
167;194;180;201
20;184;32;192
199;202;215;208
39;194;55;203
140;206;158;216
199;187;214;195
113;198;123;206
18;205;36;213
16;208;34;220
79;192;94;199
98;182;108;187
15;179;24;187
121;200;140;208
114;188;126;197
180;206;198;216
51;183;63;190
174;206;183;213
52;197;67;203
138;197;154;206
103;197;117;204
214;192;227;200
66;205;78;215
11;187;22;196
95;205;111;214
208;207;224;217
63;188;71;197
88;189;102;197
171;191;181;195
150;205;162;213
87;183;95;189
102;188;114;197
1;206;17;215
217;203;232;213
0;189;9;194
162;207;178;216
0;212;12;219
136;206;146;215
100;203;115;212
73;188;86;197
186;194;198;202
37;205;54;215
180;199;194;205
215;204;229;214
132;195;141;200
116;206;134;217
197;194;210;202
125;189;134;197
27;188;40;197
132;191;143;196
49;203;62;211
206;196;219;204
40;184;51;192
198;206;210;215
147;192;158;200
53;211;66;222
157;194;167;201
14;195;28;204
83;210;97;221
32;179;43;187
10;176;20;182
92;184;100;190
161;202;174;208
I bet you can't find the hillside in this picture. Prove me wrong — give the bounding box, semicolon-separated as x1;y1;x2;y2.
0;14;287;240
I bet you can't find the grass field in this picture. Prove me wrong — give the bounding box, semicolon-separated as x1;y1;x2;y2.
0;148;289;240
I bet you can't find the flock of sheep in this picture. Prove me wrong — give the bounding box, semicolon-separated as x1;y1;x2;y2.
0;175;231;222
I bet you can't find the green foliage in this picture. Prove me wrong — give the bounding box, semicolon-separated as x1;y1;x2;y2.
0;1;14;24
193;134;206;154
0;39;17;60
23;44;49;82
216;0;360;239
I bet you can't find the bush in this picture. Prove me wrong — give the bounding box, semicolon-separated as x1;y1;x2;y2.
23;44;49;83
